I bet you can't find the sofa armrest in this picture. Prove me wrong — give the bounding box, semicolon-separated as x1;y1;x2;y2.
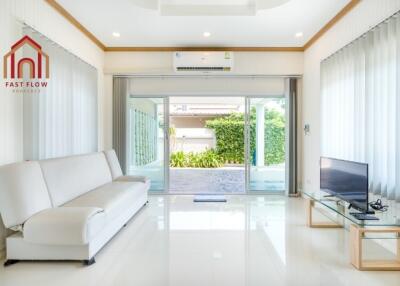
23;207;105;245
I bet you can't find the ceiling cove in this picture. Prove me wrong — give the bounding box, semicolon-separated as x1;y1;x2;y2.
45;0;360;52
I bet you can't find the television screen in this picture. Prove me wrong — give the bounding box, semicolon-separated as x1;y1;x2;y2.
320;157;368;212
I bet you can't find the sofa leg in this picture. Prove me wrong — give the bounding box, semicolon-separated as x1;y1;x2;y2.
83;257;96;266
4;259;19;267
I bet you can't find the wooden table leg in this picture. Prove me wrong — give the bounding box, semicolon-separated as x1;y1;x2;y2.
306;198;343;228
350;224;362;269
306;199;313;227
397;232;400;262
350;224;400;271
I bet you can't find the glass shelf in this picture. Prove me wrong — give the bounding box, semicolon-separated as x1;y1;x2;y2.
303;190;400;227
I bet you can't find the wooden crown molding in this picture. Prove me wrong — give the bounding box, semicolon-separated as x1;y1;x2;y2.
45;0;360;52
104;46;304;52
303;0;361;50
44;0;106;51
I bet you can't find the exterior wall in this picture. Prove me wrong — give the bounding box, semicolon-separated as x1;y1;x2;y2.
127;98;159;166
170;116;218;128
171;128;215;153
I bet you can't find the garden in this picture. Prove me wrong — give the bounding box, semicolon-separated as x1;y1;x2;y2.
169;108;285;168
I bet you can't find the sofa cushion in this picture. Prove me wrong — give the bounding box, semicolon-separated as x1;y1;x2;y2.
63;181;147;222
0;161;52;229
40;153;113;206
103;150;123;179
23;207;105;245
116;175;150;190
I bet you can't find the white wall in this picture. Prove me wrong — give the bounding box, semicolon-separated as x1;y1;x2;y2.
302;0;400;192
103;51;304;150
104;51;304;75
0;0;104;256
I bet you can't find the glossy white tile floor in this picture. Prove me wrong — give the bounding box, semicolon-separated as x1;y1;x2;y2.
1;195;399;286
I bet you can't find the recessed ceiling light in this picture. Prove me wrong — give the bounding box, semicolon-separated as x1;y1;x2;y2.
112;32;121;38
295;32;303;38
203;32;211;38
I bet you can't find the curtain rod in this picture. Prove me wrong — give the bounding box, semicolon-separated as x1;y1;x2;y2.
22;23;98;71
322;9;400;63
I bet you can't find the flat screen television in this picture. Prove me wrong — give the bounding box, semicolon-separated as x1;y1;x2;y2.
320;157;369;212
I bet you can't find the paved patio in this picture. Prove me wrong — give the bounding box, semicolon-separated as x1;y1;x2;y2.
169;167;245;193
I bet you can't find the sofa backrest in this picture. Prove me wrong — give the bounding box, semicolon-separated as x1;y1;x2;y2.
40;152;112;206
103;150;123;179
0;161;52;228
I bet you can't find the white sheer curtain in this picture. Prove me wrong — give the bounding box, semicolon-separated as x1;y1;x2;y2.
23;26;98;160
321;13;400;202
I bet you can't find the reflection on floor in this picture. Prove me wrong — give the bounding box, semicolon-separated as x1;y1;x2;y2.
1;195;399;286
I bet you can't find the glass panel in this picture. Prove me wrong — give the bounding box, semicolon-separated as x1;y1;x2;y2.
168;96;245;194
248;97;286;192
127;97;166;191
303;190;400;227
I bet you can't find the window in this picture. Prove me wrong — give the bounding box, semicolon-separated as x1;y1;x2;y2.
22;26;98;160
321;13;400;201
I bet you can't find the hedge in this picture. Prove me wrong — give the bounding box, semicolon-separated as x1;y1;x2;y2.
205;108;285;165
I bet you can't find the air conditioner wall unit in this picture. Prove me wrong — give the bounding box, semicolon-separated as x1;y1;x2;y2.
173;51;234;73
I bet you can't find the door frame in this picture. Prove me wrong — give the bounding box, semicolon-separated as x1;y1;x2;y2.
244;95;288;194
163;96;170;194
127;91;293;195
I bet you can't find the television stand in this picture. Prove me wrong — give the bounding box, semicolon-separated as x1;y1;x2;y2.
304;190;400;271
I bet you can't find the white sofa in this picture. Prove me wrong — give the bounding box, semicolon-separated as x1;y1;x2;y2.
0;150;149;266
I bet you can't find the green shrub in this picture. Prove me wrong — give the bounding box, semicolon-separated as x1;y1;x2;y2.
193;149;222;168
170;149;222;168
205;119;247;164
170;151;186;167
206;108;285;165
263;110;285;164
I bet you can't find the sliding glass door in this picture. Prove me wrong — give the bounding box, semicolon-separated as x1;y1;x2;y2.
126;96;168;191
125;94;289;193
246;96;287;192
116;76;296;194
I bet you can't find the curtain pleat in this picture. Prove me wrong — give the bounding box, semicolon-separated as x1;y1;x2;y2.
112;77;128;174
22;26;98;160
321;13;400;202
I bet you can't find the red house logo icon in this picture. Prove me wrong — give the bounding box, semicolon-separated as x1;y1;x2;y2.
3;36;49;79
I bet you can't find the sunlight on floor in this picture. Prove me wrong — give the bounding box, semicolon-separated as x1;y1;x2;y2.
1;195;399;286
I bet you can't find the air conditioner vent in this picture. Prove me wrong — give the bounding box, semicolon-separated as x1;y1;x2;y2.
173;52;234;73
176;66;231;71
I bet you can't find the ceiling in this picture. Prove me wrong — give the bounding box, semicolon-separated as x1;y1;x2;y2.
56;0;351;48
